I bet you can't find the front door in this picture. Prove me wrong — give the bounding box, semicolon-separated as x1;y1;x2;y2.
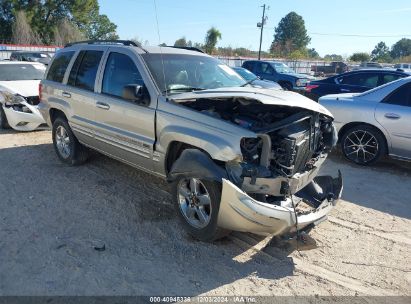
375;82;411;159
92;49;156;172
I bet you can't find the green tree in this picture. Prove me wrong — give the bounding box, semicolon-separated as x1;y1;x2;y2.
391;38;411;59
350;52;370;62
371;41;391;62
204;27;221;54
271;12;310;56
174;37;187;47
324;54;343;61
0;0;118;44
307;48;320;59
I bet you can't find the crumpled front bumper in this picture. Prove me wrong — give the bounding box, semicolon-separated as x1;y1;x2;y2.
2;102;46;131
217;172;343;236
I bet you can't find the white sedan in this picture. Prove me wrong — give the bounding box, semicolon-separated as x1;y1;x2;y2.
0;62;47;131
319;77;411;165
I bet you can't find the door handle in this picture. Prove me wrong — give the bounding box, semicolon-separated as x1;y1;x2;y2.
96;102;110;110
62;92;71;98
384;113;400;119
341;89;350;92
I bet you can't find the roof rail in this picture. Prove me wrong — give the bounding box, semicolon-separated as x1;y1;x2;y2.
166;46;204;53
64;40;148;52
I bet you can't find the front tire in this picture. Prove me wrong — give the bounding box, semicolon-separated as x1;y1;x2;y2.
52;117;89;165
172;176;229;242
341;125;386;165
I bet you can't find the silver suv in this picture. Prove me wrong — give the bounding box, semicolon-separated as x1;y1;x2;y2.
39;40;342;241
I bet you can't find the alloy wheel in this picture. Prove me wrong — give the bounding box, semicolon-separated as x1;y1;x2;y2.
343;130;379;164
177;178;212;229
55;125;71;159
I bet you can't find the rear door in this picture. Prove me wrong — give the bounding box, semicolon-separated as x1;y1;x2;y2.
92;48;156;172
336;72;379;93
375;82;411;159
64;49;105;143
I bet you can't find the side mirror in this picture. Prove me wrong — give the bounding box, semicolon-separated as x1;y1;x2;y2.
122;84;149;105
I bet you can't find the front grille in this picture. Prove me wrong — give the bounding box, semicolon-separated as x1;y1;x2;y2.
26;96;40;105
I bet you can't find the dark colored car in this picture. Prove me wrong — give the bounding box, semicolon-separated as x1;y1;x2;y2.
232;67;282;90
305;69;410;101
9;51;51;65
242;60;311;91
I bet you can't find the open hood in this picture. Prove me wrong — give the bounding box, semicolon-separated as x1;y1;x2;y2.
0;80;40;97
170;87;333;117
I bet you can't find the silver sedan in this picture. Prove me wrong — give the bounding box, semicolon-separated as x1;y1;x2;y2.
319;77;411;165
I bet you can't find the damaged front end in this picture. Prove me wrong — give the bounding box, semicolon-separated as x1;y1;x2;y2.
0;92;46;131
170;92;343;236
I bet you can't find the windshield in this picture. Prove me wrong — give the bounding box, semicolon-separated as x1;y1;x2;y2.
142;54;246;93
273;62;295;74
233;68;257;81
0;64;45;81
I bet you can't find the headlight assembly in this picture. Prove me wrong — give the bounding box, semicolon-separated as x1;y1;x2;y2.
2;92;26;106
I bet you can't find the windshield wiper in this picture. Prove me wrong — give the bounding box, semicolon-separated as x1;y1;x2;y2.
240;77;258;87
163;87;206;94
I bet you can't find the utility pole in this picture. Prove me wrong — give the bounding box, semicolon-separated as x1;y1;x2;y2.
257;4;268;60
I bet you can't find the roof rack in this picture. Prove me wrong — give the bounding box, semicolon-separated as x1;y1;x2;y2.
166;46;204;53
64;40;148;52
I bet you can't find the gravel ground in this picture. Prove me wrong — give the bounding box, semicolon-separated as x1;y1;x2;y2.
0;129;410;297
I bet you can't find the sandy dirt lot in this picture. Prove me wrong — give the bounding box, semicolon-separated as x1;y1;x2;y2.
0;129;410;297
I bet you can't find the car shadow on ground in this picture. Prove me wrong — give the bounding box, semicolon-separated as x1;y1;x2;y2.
0;143;299;295
321;150;411;219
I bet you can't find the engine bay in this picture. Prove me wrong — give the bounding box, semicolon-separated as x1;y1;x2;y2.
179;97;337;200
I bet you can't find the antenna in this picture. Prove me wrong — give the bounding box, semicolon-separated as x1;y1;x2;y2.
153;0;168;97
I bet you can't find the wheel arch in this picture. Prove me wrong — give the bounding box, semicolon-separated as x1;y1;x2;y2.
338;121;390;154
49;108;68;125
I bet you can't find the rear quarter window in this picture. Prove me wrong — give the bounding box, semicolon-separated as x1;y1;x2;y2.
46;51;75;83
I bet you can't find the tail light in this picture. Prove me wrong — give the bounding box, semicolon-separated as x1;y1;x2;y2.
305;84;319;93
39;83;43;101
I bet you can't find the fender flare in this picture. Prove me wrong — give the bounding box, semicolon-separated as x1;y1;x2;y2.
167;149;227;183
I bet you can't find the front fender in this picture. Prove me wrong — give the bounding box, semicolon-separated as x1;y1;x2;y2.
159;125;243;162
167;149;228;183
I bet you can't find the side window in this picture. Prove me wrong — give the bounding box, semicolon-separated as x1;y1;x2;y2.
257;63;273;75
382;74;401;84
68;50;103;91
243;61;254;71
102;52;144;99
339;73;379;87
383;83;411;107
404;64;409;69
46;51;75;83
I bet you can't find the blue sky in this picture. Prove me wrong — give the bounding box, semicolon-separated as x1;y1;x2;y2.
99;0;411;57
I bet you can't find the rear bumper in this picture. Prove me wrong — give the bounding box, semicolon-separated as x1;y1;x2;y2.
217;172;343;236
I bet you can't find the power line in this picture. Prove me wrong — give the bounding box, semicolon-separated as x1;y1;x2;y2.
309;32;411;38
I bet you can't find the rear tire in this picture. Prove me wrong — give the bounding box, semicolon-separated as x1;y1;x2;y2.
52;117;89;165
172;176;230;242
0;106;10;129
340;125;386;165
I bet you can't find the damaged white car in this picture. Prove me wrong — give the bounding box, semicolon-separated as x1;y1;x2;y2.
0;62;47;131
40;42;342;241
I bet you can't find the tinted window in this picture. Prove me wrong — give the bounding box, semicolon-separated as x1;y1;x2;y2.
46;51;75;82
383;83;411;107
382;74;402;84
257;62;274;74
68;50;103;91
338;73;379;87
243;61;254;71
102;52;144;98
